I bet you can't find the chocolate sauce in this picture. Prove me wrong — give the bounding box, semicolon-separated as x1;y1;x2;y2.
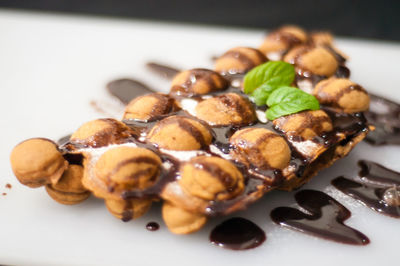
5;184;11;189
63;153;84;165
325;108;367;136
324;45;347;65
122;200;134;222
2;193;6;196
121;152;180;200
335;66;350;78
210;217;266;250
146;222;160;231
107;78;155;104
331;160;400;218
358;160;400;187
332;177;400;218
204;176;269;216
364;93;400;145
146;62;180;79
58;135;84;165
270;190;370;245
211;126;236;154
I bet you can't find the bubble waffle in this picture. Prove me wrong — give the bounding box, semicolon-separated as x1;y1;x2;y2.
10;25;371;234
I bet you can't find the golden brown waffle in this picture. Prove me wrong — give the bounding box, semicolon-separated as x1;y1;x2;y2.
10;25;372;234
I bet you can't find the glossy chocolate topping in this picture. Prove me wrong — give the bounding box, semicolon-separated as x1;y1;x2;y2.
210;217;266;250
270;189;370;245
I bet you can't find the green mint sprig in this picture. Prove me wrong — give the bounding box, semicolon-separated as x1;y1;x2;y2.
243;61;320;120
243;61;295;99
266;86;320;120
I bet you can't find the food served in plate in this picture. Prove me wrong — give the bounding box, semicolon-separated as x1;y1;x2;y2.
10;25;374;236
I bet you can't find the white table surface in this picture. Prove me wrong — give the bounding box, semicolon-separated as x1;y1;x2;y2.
0;9;400;266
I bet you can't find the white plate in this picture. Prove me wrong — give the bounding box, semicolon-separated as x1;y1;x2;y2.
1;9;400;266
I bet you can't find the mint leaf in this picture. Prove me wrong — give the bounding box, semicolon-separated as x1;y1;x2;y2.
250;83;273;106
266;86;320;120
242;61;319;119
243;61;295;95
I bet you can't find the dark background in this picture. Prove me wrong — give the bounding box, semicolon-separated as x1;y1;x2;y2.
1;0;399;41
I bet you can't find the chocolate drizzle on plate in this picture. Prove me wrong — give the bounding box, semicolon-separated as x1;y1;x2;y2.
146;222;160;231
358;160;400;187
364;93;400;145
270;189;370;245
332;160;400;218
146;62;180;80
107;78;155;104
210;217;266;250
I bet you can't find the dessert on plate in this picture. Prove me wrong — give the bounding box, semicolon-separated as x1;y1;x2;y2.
10;25;372;234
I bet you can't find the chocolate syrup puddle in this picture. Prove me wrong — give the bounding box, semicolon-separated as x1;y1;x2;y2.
331;160;400;218
107;78;155;104
270;189;370;245
146;222;160;231
146;62;180;79
210;217;266;250
358;160;400;187
364;93;400;145
332;177;400;218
